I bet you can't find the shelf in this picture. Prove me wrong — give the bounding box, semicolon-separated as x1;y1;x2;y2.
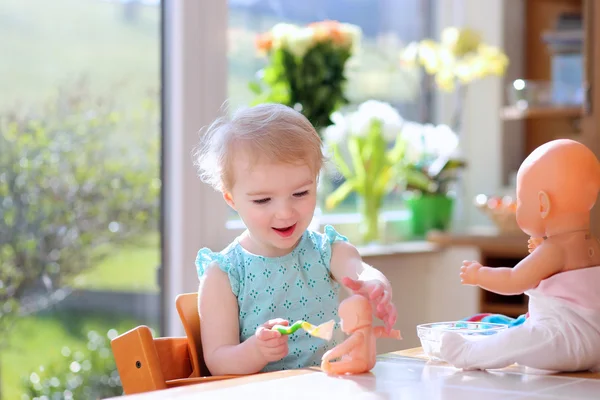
500;105;582;120
427;227;529;258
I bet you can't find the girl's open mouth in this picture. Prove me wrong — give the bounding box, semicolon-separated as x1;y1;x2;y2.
272;223;296;238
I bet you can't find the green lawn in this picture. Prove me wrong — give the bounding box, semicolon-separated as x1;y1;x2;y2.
72;233;161;293
0;0;160;107
1;310;153;400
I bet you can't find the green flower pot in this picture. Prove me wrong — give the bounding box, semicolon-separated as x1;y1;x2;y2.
405;194;454;237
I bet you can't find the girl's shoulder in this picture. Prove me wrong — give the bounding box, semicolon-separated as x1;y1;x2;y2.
304;225;349;269
195;239;247;295
306;224;348;247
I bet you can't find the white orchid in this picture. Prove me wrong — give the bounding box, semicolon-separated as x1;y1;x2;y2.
397;120;465;194
326;100;403;142
323;111;348;144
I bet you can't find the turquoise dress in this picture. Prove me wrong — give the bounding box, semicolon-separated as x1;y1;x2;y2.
196;225;348;371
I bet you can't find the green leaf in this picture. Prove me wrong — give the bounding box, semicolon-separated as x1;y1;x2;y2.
348;137;367;186
387;136;406;164
332;144;354;180
325;179;358;210
248;81;263;95
403;168;435;193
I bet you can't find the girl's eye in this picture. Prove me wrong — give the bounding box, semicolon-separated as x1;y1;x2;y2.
293;190;309;198
253;198;270;205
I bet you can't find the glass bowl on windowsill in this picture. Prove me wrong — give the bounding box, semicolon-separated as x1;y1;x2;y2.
507;79;583;110
473;194;521;234
416;321;508;361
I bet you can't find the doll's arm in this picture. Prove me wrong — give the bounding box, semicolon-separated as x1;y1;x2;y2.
465;244;564;295
373;326;402;339
321;332;365;362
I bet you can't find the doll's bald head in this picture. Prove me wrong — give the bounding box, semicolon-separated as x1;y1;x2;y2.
516;139;600;236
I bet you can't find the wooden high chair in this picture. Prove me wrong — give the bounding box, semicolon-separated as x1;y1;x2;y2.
111;292;238;395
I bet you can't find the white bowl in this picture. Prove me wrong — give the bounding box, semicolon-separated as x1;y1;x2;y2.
416;321;508;360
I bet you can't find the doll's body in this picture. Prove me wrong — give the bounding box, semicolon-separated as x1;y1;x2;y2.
440;139;600;372
321;295;401;375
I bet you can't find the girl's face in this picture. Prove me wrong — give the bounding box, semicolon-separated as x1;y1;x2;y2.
225;152;318;257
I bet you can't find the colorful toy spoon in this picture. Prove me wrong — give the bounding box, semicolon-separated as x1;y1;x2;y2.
272;320;335;341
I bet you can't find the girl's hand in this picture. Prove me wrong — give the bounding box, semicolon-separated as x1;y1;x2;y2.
253;318;289;363
341;277;397;332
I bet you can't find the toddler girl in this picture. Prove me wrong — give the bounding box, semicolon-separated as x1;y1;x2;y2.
194;103;397;375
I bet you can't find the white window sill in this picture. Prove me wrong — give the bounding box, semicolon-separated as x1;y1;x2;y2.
357;241;439;257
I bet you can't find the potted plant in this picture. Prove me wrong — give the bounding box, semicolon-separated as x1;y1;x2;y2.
398;121;466;236
250;20;362;137
323;100;407;244
397;27;507;236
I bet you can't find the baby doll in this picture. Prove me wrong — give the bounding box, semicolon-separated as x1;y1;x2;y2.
440;139;600;372
194;104;398;375
321;294;402;375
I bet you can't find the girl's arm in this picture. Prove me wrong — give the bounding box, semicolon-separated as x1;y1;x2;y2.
329;241;392;296
329;241;396;329
198;264;266;375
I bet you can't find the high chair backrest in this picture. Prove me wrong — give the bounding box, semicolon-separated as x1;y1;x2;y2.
175;292;211;377
111;325;192;394
111;293;239;395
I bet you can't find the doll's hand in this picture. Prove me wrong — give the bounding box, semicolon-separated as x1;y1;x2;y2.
528;237;544;253
460;260;482;285
342;277;397;332
253;318;289;363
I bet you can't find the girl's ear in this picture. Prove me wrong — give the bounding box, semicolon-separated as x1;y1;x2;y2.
223;192;236;211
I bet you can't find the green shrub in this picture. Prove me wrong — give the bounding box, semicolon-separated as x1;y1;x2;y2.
0;78;160;346
21;330;123;400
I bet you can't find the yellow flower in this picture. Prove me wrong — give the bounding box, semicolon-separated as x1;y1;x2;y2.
478;44;509;76
399;27;509;93
418;40;441;74
454;58;475;84
441;27;482;57
435;69;455;92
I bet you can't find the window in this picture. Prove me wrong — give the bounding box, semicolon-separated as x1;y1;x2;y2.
0;0;161;397
227;0;436;223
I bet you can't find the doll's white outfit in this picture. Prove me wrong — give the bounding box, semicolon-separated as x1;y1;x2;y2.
440;266;600;372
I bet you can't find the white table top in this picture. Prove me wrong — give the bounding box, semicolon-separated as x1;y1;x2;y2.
112;349;600;400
